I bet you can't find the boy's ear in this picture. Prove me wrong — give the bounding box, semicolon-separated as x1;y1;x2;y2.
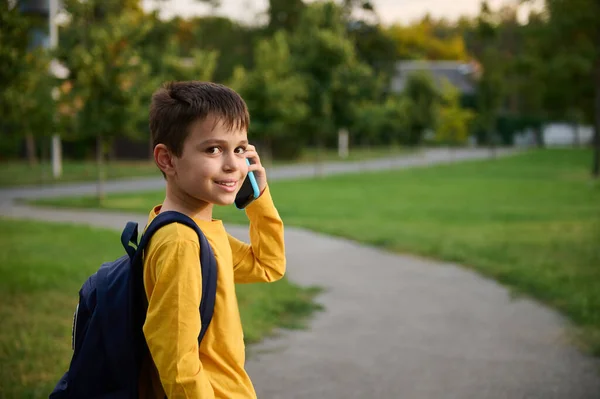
154;144;176;177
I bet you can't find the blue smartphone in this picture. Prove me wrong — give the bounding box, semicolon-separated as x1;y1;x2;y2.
235;158;260;209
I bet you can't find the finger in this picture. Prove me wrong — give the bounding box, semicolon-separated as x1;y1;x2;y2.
248;163;265;173
244;150;260;164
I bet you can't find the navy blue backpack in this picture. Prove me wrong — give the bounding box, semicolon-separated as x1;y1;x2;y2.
50;211;218;399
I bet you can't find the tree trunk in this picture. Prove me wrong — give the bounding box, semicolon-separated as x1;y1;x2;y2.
487;118;497;159
25;133;38;166
534;125;545;148
96;134;106;204
573;122;581;148
51;134;62;178
41;136;51;183
107;138;116;161
314;135;324;177
593;56;600;178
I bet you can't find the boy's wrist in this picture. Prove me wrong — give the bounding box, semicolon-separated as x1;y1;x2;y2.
247;185;272;211
258;185;267;198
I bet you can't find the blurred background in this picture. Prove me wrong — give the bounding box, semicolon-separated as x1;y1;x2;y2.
1;0;598;188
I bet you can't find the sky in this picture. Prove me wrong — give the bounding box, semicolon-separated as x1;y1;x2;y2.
143;0;540;26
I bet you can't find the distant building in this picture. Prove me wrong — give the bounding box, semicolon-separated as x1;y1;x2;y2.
391;61;479;95
515;123;594;148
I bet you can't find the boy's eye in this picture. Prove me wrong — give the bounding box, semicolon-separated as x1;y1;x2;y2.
206;147;221;155
234;146;247;154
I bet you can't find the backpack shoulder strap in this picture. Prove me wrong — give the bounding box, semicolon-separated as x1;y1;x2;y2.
135;211;218;344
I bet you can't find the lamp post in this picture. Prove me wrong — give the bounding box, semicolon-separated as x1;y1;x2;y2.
49;0;62;178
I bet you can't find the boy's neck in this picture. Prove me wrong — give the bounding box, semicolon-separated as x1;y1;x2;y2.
160;185;214;221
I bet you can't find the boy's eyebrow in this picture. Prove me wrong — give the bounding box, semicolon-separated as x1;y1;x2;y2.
199;138;249;146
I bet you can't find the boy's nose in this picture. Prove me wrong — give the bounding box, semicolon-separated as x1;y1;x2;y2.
222;153;240;172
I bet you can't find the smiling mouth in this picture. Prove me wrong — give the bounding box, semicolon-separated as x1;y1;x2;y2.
215;181;236;187
214;180;238;191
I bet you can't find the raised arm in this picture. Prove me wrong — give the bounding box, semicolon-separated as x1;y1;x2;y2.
229;186;286;284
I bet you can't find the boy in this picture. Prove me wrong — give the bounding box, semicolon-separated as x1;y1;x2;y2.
139;81;286;398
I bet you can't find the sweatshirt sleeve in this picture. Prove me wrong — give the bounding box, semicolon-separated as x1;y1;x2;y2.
229;185;286;284
143;235;215;398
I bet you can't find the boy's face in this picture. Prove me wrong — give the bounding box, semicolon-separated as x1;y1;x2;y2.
170;117;249;208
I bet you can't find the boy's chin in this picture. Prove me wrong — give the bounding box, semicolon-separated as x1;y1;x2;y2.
213;196;236;207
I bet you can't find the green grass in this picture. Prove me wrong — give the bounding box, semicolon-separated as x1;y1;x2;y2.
0;160;160;187
0;219;321;398
31;149;600;355
0;146;415;188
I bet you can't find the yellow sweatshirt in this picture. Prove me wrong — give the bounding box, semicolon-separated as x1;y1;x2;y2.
139;187;286;398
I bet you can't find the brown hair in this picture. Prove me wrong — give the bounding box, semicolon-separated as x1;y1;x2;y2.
149;81;250;157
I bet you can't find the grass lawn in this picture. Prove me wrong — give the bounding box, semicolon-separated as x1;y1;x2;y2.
0;219;321;398
31;149;600;356
0;160;160;188
0;145;414;188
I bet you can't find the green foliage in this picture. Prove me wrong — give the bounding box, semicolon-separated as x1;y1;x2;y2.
2;48;56;143
230;32;309;159
346;20;398;82
5;0;597;174
267;0;305;33
537;0;599;175
186;16;256;83
162;46;217;83
470;3;506;146
0;1;31;87
56;0;157;144
331;56;381;132
136;15;219;85
541;0;598;124
403;71;439;145
0;1;55;158
288;1;377;149
353;96;411;145
385;17;468;61
435;80;475;145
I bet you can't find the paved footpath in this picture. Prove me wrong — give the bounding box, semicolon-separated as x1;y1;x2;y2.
1;148;599;398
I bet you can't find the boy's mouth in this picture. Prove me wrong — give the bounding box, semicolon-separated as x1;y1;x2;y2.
214;180;238;192
216;181;236;187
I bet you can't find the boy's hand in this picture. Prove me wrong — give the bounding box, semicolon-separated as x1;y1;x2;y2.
244;144;267;194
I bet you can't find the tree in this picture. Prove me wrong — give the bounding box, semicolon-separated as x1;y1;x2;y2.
435;80;475;147
386;17;468;61
541;0;600;176
3;48;56;166
331;54;381;138
56;0;157;202
510;10;548;147
230;32;308;161
0;0;31;99
471;1;506;156
288;1;376;170
0;1;57;164
136;14;219;84
403;71;439;145
346;19;397;84
354;95;411;146
267;0;305;33
187;16;257;83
